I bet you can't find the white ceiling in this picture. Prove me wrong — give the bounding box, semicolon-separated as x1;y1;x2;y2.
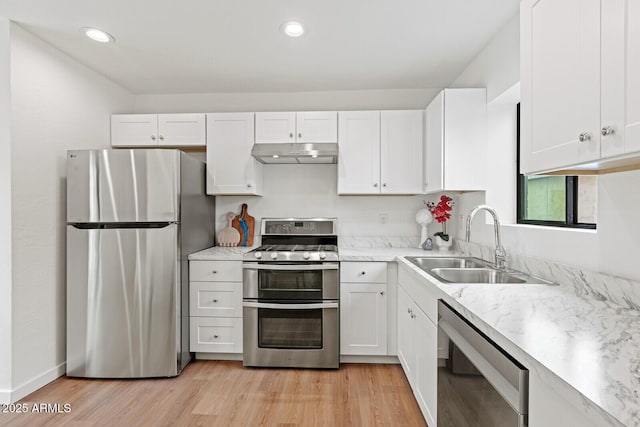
0;0;520;94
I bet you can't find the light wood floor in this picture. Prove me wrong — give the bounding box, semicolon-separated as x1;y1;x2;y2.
0;361;427;426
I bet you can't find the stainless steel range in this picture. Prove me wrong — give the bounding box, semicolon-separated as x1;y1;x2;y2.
242;218;339;369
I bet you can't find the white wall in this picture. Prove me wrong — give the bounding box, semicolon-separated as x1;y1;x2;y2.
0;18;13;402
134;89;440;113
215;164;428;240
9;24;134;400
451;15;520;103
450;12;640;282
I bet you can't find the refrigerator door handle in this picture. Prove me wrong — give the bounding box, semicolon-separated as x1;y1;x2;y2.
68;222;177;229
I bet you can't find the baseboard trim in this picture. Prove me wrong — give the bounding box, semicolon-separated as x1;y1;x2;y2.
340;355;400;364
11;362;66;403
0;389;11;404
195;353;243;361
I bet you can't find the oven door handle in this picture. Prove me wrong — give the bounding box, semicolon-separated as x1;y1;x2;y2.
242;301;339;310
242;263;339;271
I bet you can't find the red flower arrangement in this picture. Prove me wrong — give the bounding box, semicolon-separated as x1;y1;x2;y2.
425;195;454;241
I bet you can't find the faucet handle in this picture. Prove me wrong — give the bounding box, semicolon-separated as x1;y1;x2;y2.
495;246;508;270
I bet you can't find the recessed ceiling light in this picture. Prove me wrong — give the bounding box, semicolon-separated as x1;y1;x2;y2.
282;21;305;38
83;27;115;43
272;155;280;159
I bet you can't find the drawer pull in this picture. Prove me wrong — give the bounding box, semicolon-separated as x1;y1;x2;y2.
213;335;219;339
211;270;218;274
212;299;218;303
361;271;366;275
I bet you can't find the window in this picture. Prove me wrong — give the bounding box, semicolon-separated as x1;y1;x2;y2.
516;104;597;229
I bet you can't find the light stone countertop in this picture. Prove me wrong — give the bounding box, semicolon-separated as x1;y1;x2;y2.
338;246;455;261
188;246;256;261
396;257;637;427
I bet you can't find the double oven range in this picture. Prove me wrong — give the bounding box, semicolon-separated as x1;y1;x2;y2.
242;218;340;369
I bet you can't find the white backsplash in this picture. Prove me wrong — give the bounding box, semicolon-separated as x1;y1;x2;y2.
340;235;420;248
458;240;640;311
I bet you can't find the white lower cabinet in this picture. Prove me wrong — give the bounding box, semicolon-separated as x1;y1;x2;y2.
190;317;243;353
340;262;388;356
397;286;417;383
414;307;437;427
340;282;387;355
397;263;439;427
189;260;243;355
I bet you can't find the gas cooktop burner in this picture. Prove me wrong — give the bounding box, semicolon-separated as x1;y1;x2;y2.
252;244;338;253
244;218;339;262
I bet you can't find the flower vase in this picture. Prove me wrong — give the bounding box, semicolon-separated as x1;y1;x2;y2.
434;235;453;252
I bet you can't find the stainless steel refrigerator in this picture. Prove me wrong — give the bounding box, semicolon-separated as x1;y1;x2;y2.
66;149;215;378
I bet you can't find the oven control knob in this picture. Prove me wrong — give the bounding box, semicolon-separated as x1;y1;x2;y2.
303;252;310;260
319;252;326;260
270;252;278;259
254;252;262;259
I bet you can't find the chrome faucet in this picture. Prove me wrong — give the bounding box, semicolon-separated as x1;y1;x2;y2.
465;205;507;270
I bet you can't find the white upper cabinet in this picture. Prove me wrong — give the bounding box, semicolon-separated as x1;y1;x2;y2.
424;89;486;194
111;113;206;147
338;110;423;195
206;113;263;196
521;0;640;174
381;110;423;194
111;114;158;146
255;111;337;143
338;111;381;194
296;111;338;143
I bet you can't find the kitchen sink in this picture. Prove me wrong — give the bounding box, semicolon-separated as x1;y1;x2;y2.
430;268;528;284
405;256;556;285
407;256;486;270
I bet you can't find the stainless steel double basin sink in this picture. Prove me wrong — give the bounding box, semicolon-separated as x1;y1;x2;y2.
406;256;556;285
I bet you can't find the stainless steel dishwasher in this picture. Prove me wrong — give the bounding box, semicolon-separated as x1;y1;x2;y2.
437;301;528;427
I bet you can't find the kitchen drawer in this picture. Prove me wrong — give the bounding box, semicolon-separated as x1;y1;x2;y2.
189;260;242;282
341;262;387;283
190;282;242;318
190;317;243;353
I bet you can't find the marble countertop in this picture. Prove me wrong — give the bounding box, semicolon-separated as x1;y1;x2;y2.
396;257;638;427
338;246;448;261
188;245;443;261
188;246;256;261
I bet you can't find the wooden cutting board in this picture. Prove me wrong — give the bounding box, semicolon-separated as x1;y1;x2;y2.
232;203;255;246
218;212;240;247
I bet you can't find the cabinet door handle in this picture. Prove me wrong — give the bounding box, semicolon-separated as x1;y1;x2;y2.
151;135;156;141
578;132;591;142
298;133;302;138
361;271;366;275
213;335;219;339
373;183;378;188
212;299;218;303
289;132;294;138
159;135;164;141
212;270;218;274
380;291;385;296
382;183;387;188
601;126;615;136
247;183;252;188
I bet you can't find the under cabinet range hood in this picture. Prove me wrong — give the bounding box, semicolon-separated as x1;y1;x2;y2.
251;143;338;164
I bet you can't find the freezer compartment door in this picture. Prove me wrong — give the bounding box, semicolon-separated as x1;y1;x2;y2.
67;224;180;378
67;149;180;223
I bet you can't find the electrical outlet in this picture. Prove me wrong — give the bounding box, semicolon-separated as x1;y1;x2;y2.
379;213;389;224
